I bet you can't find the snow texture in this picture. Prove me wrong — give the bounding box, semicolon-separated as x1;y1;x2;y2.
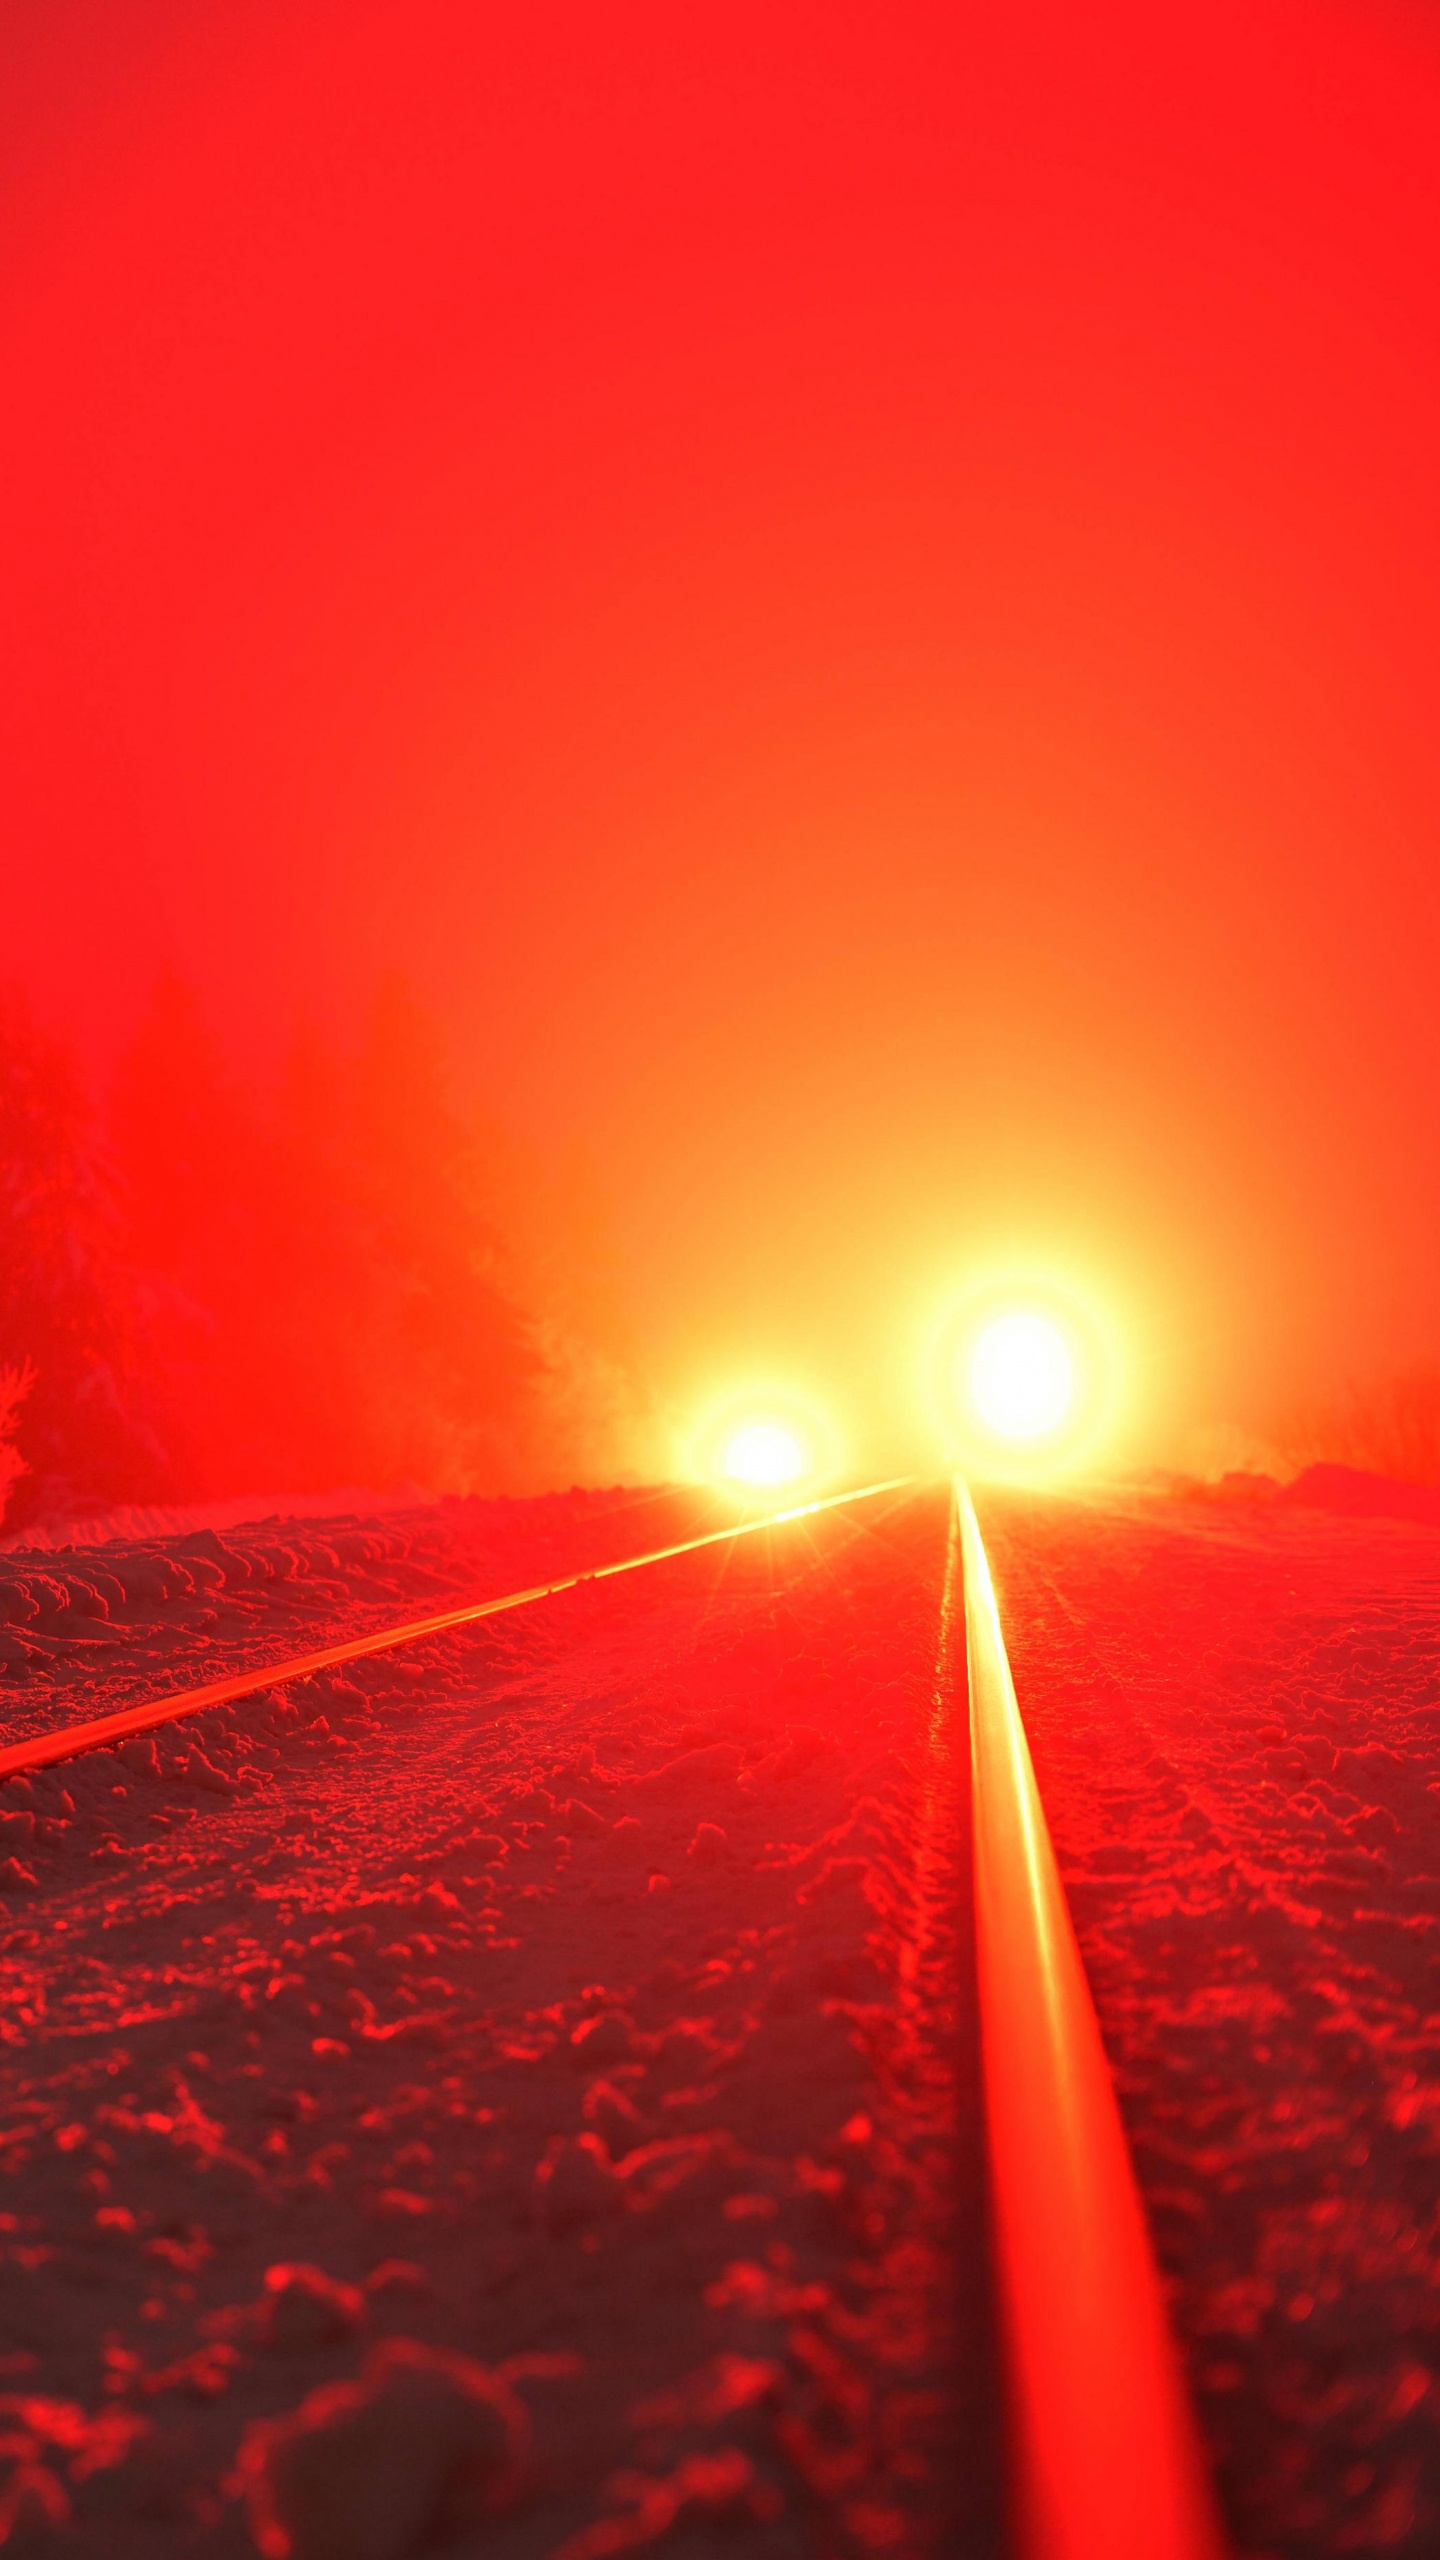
0;1483;974;2558
983;1483;1440;2559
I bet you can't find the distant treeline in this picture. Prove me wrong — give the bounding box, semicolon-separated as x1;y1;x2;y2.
0;978;644;1531
1280;1365;1440;1491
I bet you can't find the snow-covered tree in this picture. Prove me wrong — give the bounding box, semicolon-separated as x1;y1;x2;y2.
0;991;166;1523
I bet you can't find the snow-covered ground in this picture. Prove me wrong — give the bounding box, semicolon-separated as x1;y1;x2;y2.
1;1487;439;1560
983;1482;1440;2559
8;1470;1438;2558
0;1488;732;1754
0;1484;974;2559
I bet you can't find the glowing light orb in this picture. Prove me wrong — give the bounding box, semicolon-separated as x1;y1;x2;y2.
969;1311;1075;1442
722;1421;808;1488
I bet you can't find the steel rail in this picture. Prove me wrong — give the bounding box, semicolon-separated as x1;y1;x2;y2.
0;1475;914;1783
959;1477;1229;2560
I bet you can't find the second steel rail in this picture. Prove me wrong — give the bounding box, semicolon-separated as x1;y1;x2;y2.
0;1477;912;1781
1;1469;1231;2552
960;1477;1229;2560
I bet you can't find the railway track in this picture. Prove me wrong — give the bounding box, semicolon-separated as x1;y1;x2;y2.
0;1479;913;1785
0;1475;1230;2556
959;1483;1226;2560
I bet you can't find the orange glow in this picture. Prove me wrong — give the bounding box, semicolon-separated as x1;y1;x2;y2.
970;1311;1075;1442
3;3;1438;1485
923;1270;1125;1480
721;1420;807;1488
683;1386;840;1498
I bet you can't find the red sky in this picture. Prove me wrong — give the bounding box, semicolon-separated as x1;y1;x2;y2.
3;0;1438;1476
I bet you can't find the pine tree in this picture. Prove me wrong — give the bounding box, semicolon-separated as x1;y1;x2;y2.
0;989;166;1522
0;1362;33;1529
110;971;261;1493
109;973;561;1498
336;976;549;1489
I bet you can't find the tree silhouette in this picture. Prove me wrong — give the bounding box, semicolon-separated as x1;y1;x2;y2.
0;1362;33;1529
0;989;167;1523
109;973;567;1499
0;973;643;1526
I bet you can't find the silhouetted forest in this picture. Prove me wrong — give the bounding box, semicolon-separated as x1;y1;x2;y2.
1282;1364;1440;1490
0;979;642;1531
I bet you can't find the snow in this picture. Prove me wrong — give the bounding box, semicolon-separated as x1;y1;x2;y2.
11;1468;1433;2554
982;1482;1440;2558
0;1482;971;2556
0;1488;726;1752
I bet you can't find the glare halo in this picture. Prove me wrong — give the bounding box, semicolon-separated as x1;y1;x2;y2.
721;1420;808;1488
683;1385;839;1500
969;1310;1075;1441
920;1264;1122;1480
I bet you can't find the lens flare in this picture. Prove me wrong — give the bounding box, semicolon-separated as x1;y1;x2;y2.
924;1266;1122;1477
721;1421;808;1488
970;1311;1075;1442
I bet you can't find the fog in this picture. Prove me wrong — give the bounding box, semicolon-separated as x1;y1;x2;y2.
4;0;1438;1495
